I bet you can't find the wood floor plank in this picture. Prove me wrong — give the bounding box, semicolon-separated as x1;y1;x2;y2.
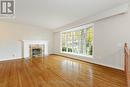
0;55;127;87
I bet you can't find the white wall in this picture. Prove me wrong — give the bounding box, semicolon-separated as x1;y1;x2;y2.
53;5;130;70
0;21;53;61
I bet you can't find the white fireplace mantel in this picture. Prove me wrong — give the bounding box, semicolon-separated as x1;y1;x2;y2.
22;40;48;58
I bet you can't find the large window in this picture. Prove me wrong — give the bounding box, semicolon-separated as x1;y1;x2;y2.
61;24;94;57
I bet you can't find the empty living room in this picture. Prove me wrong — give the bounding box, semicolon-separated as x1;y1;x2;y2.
0;0;130;87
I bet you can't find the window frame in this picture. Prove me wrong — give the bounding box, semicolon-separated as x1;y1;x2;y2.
60;24;94;58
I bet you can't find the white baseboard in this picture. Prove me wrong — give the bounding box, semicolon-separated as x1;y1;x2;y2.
0;57;22;62
89;60;124;71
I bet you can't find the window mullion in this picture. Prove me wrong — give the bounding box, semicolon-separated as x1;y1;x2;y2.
78;30;81;54
81;29;84;54
66;32;68;52
72;32;74;53
83;29;87;55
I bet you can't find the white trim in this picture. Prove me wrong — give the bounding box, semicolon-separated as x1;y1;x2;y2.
0;57;22;62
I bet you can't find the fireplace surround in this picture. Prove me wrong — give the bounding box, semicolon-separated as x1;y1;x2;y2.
22;40;48;58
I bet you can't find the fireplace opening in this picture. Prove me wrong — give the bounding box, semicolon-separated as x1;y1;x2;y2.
32;48;42;57
30;44;44;58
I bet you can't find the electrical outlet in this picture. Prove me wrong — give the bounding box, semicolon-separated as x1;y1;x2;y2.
12;54;16;57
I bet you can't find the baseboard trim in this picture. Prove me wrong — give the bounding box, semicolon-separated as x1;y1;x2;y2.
52;54;124;71
0;57;22;62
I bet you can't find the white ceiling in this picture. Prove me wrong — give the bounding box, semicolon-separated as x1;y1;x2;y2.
3;0;128;29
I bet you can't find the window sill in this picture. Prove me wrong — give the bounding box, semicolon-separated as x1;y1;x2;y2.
61;52;93;58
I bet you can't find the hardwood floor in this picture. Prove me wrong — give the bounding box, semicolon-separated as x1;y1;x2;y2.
0;55;127;87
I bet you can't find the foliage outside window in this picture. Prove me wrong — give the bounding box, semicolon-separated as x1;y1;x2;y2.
61;25;94;56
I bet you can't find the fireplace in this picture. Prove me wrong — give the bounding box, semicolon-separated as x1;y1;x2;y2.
30;44;45;58
22;40;48;58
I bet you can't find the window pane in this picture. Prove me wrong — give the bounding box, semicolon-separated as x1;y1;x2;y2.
67;32;73;52
86;27;94;55
73;31;81;54
62;32;67;52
